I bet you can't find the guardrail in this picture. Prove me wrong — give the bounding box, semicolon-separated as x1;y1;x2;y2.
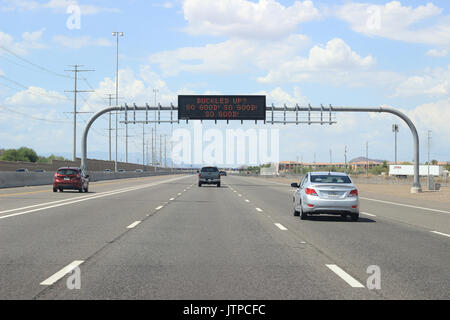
0;170;194;189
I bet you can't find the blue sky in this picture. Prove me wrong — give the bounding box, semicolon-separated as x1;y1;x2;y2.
0;0;449;165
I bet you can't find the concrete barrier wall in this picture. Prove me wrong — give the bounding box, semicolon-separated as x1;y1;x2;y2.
0;170;194;189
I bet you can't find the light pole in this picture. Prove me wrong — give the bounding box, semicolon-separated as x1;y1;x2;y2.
392;124;399;164
112;31;123;171
427;130;432;188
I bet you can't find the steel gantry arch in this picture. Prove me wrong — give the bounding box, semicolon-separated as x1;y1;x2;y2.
81;104;422;193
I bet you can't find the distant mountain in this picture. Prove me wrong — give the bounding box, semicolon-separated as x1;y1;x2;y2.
349;157;385;163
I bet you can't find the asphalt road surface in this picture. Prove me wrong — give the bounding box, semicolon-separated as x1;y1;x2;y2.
0;174;448;299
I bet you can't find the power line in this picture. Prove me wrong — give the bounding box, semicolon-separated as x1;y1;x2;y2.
0;45;73;79
0;75;70;101
0;104;71;123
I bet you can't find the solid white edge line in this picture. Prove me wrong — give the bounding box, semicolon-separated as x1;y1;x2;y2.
0;176;188;220
274;223;288;231
360;197;450;215
40;260;84;286
326;264;365;288
430;231;450;238
127;221;141;229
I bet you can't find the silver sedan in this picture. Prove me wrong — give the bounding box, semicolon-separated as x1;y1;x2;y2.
291;172;359;221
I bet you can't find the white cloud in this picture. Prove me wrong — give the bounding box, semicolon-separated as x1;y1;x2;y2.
426;49;448;58
336;1;450;46
53;35;112;49
258;38;377;85
394;66;450;97
149;34;310;77
407;98;450;136
5;86;68;105
1;0;119;14
182;0;320;39
0;29;46;55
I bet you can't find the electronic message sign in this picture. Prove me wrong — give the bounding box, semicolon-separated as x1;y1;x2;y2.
178;95;266;121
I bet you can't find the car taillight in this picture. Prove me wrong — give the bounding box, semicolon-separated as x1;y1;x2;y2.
349;189;358;197
305;188;318;196
76;173;81;178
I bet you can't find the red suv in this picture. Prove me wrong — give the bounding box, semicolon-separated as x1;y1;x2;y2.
53;167;89;193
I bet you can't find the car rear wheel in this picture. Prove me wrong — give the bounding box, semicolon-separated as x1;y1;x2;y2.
217;183;221;188
198;182;202;187
300;206;308;220
293;198;300;216
78;188;83;193
53;188;57;193
350;213;359;222
59;188;63;192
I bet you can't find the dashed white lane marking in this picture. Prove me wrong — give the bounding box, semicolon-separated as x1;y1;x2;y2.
238;194;242;197
326;264;365;288
256;208;263;212
361;212;376;217
360;197;450;215
127;221;141;229
178;193;182;195
245;199;250;203
169;198;175;201
430;231;450;238
40;260;84;286
155;205;164;210
275;223;288;231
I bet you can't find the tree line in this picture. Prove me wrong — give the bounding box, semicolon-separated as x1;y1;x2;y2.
0;147;67;163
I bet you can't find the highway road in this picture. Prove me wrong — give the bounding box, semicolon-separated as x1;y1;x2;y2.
0;174;448;300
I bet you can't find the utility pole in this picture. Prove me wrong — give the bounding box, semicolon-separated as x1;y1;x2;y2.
428;130;432;185
329;149;333;168
344;146;347;173
153;88;159;166
65;65;94;161
366;141;369;177
112;31;123;171
164;135;167;168
160;134;162;169
151;128;155;166
142;123;145;169
393;124;399;164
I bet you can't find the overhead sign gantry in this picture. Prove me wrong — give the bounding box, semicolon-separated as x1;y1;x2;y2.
81;95;423;193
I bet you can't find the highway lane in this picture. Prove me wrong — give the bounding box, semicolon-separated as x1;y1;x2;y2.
0;174;192;299
224;175;450;299
0;175;185;214
0;174;448;299
36;176;378;300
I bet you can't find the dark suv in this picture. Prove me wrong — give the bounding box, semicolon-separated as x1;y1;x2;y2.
53;167;89;193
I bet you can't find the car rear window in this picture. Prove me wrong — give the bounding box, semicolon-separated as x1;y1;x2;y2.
310;175;351;184
57;169;79;175
201;167;218;172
